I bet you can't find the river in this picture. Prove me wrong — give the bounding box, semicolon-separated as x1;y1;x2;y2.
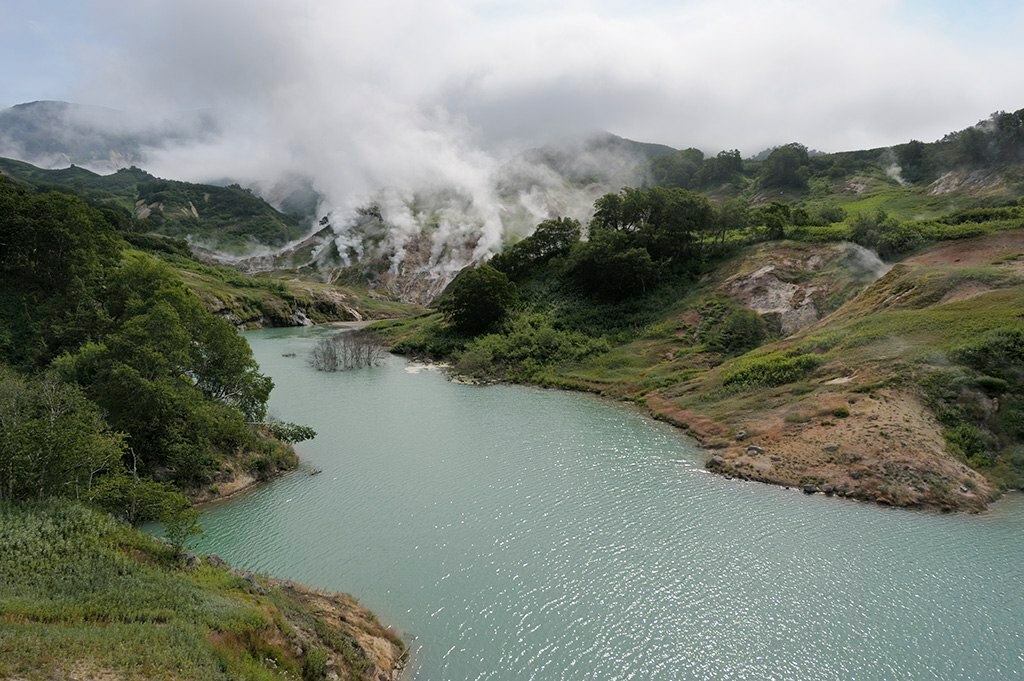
189;327;1024;680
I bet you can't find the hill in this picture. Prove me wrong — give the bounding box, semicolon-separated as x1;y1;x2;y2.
0;156;309;252
0;100;214;173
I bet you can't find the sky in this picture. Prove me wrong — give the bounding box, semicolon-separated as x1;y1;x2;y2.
3;0;1024;252
4;0;1024;155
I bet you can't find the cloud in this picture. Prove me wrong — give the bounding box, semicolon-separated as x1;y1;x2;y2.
63;0;1024;268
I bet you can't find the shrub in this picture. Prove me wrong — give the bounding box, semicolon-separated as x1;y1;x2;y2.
832;406;850;418
721;351;820;388
303;647;329;681
455;312;610;380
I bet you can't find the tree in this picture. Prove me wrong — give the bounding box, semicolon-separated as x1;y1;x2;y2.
896;140;928;183
638;188;715;262
161;494;202;556
438;265;517;335
55;255;273;485
759;143;811;190
0;179;122;368
490;217;581;279
753;202;791;240
0;368;125;502
650;148;705;188
565;230;660;300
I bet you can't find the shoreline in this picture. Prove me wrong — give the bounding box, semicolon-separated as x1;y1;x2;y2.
421;357;1000;514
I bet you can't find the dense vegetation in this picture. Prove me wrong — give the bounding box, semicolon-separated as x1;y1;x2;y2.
0;177;310;534
0;175;410;679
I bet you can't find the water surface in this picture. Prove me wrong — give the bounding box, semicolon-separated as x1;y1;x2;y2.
191;327;1024;680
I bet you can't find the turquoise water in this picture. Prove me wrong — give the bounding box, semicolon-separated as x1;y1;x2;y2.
191;327;1024;680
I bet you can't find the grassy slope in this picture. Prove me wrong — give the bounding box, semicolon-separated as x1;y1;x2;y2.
0;502;405;681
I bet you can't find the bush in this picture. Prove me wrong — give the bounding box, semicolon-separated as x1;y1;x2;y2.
565;231;660;300
303;647;329;681
721;351;820;388
0;368;125;502
455;312;610;380
695;299;767;354
831;406;850;418
490;217;581;280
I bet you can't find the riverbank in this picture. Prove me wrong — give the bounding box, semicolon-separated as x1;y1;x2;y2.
0;501;406;681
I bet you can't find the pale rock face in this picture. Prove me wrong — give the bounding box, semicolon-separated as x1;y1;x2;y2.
725;264;822;335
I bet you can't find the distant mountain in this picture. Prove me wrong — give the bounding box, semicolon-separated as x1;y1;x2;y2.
0;156;306;252
0;100;216;173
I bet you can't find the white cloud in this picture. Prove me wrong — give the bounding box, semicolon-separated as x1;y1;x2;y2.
67;0;1024;264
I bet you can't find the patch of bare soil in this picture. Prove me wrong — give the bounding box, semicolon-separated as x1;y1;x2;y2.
903;231;1024;268
926;169;1005;196
649;387;995;512
274;581;406;681
937;280;994;305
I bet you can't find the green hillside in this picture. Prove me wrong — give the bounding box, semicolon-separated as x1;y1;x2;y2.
0;157;307;251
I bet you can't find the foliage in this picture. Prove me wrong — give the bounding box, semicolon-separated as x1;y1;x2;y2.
751;201;791;240
565;230;660;300
262;421;318;443
0;368;124;502
695;299;768;354
54;255;273;484
455;312;610;380
490;217;581;280
0;175;299;494
0;157;306;251
758;143;811;189
0;180;121;368
160;495;202;555
650;148;742;189
438;265;517;334
720;351;820;388
0;501;398;680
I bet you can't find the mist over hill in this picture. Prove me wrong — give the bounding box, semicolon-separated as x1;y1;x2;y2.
2;97;1022;302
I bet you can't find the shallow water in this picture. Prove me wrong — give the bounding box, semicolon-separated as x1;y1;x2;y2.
190;327;1024;680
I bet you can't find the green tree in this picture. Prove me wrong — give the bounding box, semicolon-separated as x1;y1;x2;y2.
759;143;811;190
161;494;202;556
490;217;581;279
0;368;125;501
438;265;517;335
753;202;791;240
0;180;121;368
565;230;660;300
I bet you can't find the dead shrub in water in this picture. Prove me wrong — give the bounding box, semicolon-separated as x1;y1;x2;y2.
310;331;387;371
